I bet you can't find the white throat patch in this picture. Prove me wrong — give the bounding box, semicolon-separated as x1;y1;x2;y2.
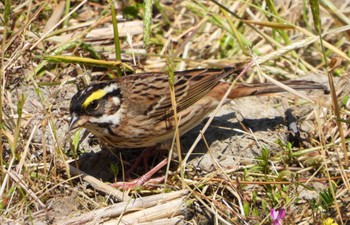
89;109;122;126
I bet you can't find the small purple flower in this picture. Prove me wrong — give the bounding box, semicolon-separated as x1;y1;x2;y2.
270;208;286;225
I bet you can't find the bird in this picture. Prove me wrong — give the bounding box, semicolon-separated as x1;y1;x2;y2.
69;67;327;150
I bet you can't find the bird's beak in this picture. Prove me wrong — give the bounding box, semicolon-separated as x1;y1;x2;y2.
69;114;87;131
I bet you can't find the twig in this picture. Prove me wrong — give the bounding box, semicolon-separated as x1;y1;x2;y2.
61;190;189;225
67;164;129;201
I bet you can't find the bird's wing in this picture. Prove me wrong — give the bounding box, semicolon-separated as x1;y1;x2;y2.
121;68;237;121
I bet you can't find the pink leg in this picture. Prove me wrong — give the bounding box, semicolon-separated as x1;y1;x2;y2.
125;146;157;177
112;158;168;190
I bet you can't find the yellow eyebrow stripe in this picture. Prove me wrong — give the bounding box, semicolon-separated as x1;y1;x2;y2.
82;90;106;109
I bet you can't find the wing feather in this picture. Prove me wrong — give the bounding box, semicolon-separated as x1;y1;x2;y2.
120;68;238;121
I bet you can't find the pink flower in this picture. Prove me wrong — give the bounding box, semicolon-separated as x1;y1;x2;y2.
270;208;286;225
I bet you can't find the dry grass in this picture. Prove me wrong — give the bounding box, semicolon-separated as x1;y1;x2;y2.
1;0;350;224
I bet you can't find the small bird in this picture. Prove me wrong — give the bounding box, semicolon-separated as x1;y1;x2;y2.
69;68;326;149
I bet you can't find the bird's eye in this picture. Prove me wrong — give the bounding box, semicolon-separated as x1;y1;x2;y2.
88;100;99;110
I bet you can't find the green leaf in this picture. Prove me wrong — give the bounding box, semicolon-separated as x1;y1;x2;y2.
45;55;133;71
109;163;119;176
243;201;250;216
308;0;321;34
72;129;81;152
144;0;153;47
341;95;349;107
123;5;140;19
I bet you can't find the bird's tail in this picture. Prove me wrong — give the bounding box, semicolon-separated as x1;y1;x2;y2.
226;80;329;99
